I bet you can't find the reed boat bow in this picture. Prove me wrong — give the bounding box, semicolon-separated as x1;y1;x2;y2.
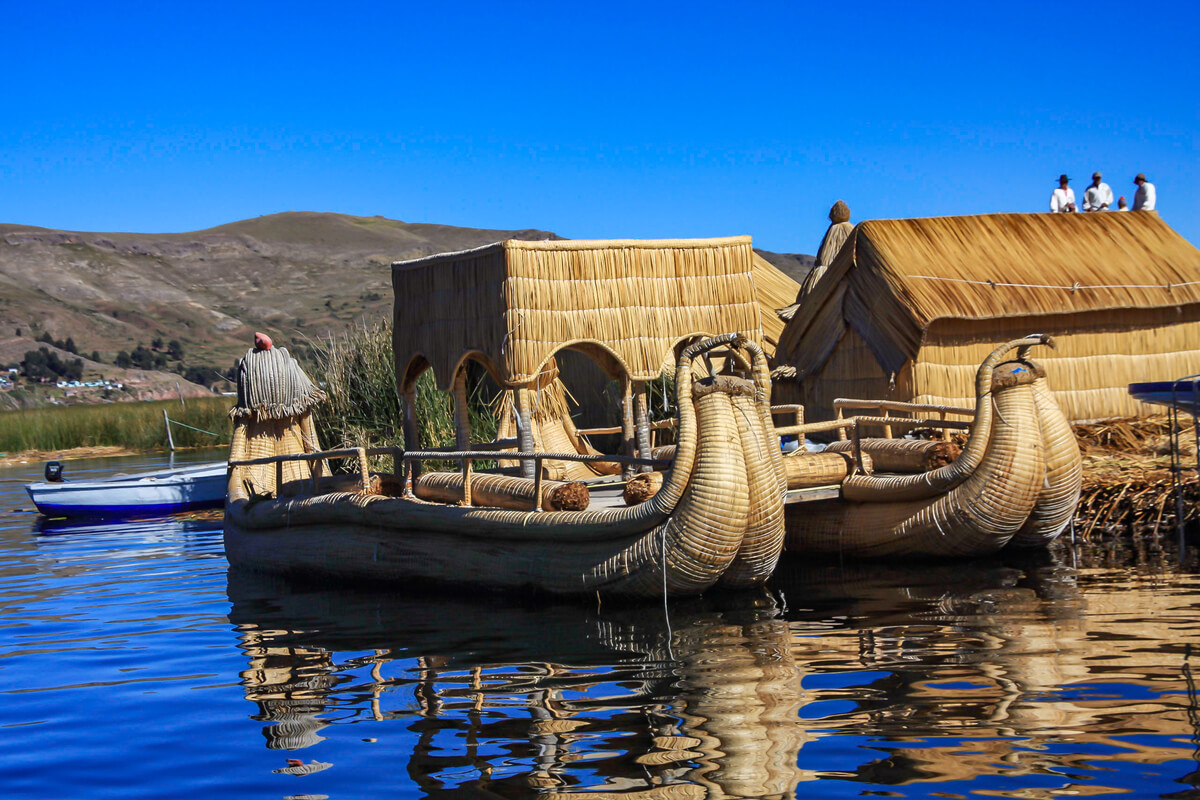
781;336;1083;557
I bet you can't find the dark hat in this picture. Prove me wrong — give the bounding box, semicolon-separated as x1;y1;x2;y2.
1059;174;1070;183
1134;173;1147;182
1092;171;1102;179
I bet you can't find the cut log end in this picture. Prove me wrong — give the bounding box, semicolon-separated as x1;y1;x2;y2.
624;471;665;505
547;481;591;511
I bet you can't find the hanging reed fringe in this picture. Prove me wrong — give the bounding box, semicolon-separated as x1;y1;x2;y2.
230;347;327;421
774;212;1200;423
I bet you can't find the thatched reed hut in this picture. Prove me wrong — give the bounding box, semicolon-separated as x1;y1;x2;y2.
392;236;786;470
772;212;1200;422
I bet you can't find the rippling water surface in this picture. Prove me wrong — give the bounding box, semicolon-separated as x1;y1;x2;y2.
2;452;1199;799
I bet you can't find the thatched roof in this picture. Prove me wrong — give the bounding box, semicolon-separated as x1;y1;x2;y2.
751;253;802;356
778;212;1200;378
392;236;767;390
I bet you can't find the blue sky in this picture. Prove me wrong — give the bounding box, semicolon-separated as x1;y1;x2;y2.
2;1;1196;253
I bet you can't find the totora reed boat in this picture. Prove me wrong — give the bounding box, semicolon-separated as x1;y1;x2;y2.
771;335;1083;557
224;236;788;597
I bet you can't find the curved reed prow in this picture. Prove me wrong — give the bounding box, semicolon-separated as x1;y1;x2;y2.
842;334;1056;502
786;334;1081;557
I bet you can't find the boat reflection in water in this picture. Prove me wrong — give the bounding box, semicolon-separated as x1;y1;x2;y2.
226;571;811;799
227;546;1200;797
777;549;1200;792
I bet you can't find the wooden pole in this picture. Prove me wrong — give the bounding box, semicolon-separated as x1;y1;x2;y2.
633;381;653;474
403;382;421;480
452;369;473;505
621;375;635;479
515;387;537;480
162;409;175;451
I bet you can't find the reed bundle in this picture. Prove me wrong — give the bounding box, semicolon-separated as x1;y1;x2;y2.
623;471;664;505
414;472;590;512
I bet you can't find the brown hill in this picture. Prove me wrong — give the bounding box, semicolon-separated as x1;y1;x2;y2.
754;249;815;285
0;212;559;373
0;212;810;387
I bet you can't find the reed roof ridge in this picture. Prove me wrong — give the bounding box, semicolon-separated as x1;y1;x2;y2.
391;235;754;270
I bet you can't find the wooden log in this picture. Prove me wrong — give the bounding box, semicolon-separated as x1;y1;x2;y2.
414;471;589;511
825;438;960;473
651;444;676;461
781;451;873;490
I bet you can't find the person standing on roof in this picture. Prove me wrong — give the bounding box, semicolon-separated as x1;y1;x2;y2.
1117;196;1129;211
1050;174;1077;213
1133;174;1156;211
1083;172;1113;212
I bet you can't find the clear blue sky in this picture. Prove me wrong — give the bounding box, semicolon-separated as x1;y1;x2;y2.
2;1;1197;253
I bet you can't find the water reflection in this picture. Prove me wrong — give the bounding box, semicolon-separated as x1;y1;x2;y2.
225;545;1200;798
778;551;1200;793
227;572;809;798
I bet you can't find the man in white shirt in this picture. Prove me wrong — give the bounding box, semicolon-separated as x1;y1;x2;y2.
1133;173;1157;211
1050;174;1076;213
1083;171;1113;211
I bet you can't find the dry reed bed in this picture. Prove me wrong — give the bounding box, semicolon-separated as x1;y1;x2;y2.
1073;416;1200;536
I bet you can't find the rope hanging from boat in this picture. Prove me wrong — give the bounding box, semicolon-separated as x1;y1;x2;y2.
165;417;222;437
229;346;326;421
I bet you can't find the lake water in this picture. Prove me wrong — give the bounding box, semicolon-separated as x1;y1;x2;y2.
2;452;1199;799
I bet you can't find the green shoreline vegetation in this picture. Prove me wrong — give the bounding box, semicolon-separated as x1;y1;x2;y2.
311;320;499;469
0;397;231;454
0;320;495;462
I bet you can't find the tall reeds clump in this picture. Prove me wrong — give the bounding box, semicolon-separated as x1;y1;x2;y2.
310;319;498;467
0;397;230;453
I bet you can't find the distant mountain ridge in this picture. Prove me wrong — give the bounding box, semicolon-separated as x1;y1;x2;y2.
0;211;811;383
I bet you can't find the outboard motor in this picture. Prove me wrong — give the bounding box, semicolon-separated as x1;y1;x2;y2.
44;461;63;483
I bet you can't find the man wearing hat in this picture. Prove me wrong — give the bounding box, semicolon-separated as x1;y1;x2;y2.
1083;172;1113;212
1050;174;1076;213
1133;174;1156;211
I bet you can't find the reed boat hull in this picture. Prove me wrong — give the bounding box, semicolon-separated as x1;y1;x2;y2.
781;339;1082;559
223;334;788;598
226;497;681;595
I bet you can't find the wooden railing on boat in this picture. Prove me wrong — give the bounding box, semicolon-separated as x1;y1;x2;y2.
770;398;976;481
227;446;671;512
